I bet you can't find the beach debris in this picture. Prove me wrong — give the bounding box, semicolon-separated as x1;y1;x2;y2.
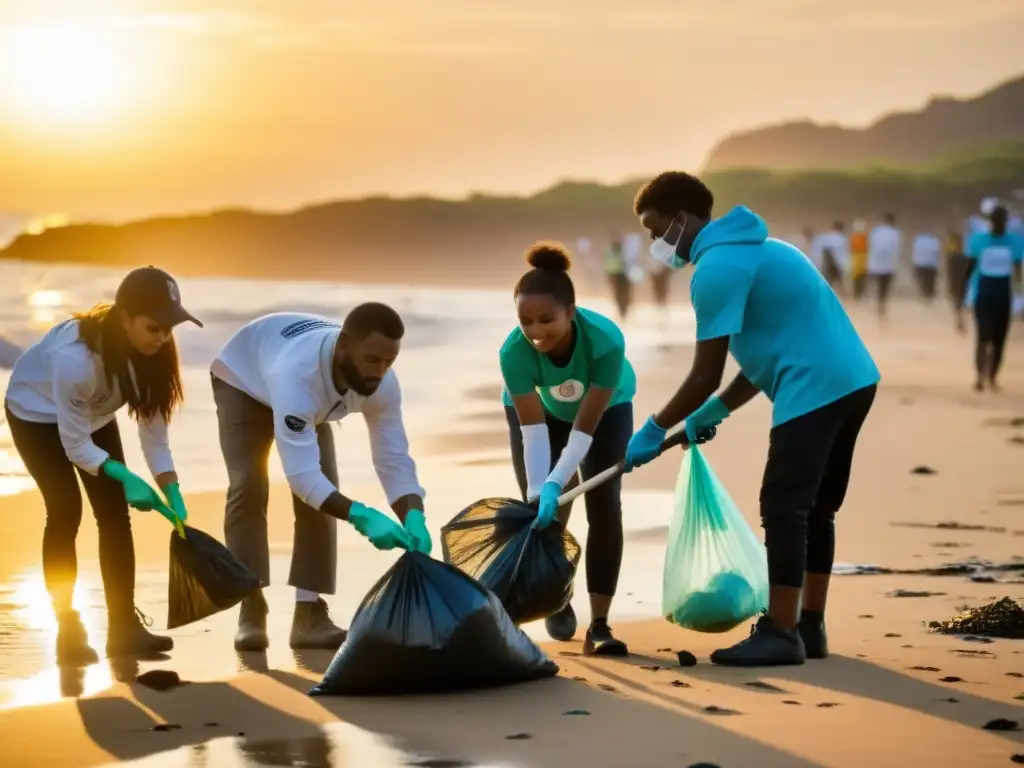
937;698;960;703
563;709;590;716
892;521;995;532
202;722;219;728
1015;694;1024;701
135;669;184;691
670;680;692;688
782;700;801;705
745;681;784;692
677;651;698;667
931;598;1024;639
839;558;1024;584
888;589;945;598
982;719;1019;732
704;705;739;715
859;614;874;619
572;676;587;682
932;542;970;548
817;702;841;708
657;647;673;652
910;666;941;672
1011;754;1024;764
597;684;616;692
1007;673;1024;678
963;635;996;644
505;733;532;740
911;466;938;475
885;633;902;638
639;665;660;672
151;723;182;732
939;676;964;683
1009;436;1024;446
953;650;994;658
902;644;915;649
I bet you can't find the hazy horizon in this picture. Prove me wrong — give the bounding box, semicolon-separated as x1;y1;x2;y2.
1;0;1022;221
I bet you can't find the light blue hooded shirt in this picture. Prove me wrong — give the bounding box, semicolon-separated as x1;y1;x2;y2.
689;206;880;426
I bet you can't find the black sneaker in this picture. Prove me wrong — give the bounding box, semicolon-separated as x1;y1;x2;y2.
106;607;174;657
583;619;628;656
798;613;829;659
545;603;578;642
56;610;99;667
710;615;806;667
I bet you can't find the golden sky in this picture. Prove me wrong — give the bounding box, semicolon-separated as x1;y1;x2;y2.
1;0;1022;219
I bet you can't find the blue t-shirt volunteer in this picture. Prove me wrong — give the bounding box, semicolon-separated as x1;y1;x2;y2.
689;206;880;427
964;231;1023;307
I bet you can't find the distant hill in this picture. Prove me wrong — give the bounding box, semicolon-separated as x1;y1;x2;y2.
704;74;1024;171
3;143;1022;290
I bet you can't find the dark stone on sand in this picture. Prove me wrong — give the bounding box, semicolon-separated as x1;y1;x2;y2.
1014;694;1024;701
938;698;960;703
885;633;902;638
135;670;184;691
888;589;945;598
932;542;969;548
597;684;616;692
817;702;841;708
563;709;590;716
572;676;587;682
982;719;1019;732
639;665;660;671
670;680;691;688
859;614;874;619
911;666;941;672
1011;755;1024;764
505;733;532;740
1007;672;1024;678
745;681;784;692
939;676;964;683
657;647;672;652
677;651;698;667
704;705;738;715
151;724;182;732
912;466;938;475
782;700;801;705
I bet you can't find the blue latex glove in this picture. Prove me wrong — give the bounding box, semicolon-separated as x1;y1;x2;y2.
624;415;667;471
102;460;163;512
533;481;562;530
163;482;189;523
403;509;432;555
348;501;412;551
684;396;730;443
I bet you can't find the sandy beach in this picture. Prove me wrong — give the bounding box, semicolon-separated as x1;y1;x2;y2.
1;296;1023;767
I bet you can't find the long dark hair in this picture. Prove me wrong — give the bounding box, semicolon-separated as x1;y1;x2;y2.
73;303;183;423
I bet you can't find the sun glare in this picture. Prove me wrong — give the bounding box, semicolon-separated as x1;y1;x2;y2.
1;24;129;128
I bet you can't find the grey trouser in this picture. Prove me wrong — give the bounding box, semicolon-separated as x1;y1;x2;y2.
212;376;338;594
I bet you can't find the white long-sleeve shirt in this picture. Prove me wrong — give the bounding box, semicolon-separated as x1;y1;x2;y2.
210;313;424;510
811;231;850;273
911;233;942;268
5;319;175;477
868;224;903;275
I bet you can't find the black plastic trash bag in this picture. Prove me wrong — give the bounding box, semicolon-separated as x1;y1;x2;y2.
440;497;581;625
167;526;261;629
309;552;558;696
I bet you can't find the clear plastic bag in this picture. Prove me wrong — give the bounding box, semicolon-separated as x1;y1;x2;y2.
662;445;769;633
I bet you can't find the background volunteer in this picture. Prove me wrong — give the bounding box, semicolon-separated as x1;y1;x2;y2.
867;213;903;318
210;304;428;652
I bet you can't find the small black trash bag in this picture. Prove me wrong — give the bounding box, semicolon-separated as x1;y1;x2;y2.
168;526;261;629
440;497;581;625
309;551;558;696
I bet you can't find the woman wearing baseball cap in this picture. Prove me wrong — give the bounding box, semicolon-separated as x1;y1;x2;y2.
4;267;202;665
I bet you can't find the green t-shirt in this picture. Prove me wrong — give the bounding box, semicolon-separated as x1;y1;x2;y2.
499;307;637;423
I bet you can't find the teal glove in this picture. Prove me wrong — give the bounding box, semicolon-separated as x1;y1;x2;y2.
102;460;163;512
403;509;432;555
534;481;562;530
348;501;412;551
684;396;729;443
624;415;667;471
163;482;188;523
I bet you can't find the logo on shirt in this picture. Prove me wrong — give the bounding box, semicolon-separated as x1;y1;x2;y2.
284;415;307;433
281;319;340;338
548;379;585;403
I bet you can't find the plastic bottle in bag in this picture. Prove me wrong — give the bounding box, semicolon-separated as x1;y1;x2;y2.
310;552;558;696
662;445;769;633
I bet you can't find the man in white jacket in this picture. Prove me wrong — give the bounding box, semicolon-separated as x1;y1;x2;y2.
868;213;903;318
210;303;429;651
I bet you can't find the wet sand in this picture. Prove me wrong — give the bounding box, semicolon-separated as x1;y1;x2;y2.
1;299;1024;766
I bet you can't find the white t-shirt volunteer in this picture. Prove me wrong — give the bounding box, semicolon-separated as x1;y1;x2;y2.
911;233;942;269
868;224;902;275
5;319;175;477
210;313;424;511
811;231;850;272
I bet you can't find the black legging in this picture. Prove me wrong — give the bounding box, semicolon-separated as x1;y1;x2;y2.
5;405;136;618
974;277;1013;381
505;402;632;597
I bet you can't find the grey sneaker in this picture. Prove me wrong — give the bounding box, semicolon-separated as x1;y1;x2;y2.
289;598;347;650
234;592;269;652
710;615;806;667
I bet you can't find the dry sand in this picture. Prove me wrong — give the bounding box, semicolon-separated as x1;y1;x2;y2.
1;299;1023;767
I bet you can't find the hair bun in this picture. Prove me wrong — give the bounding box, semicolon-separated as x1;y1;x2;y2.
525;242;572;272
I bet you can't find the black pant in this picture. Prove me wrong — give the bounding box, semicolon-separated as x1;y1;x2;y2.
505;402;632;597
974;278;1013;381
914;266;937;300
874;273;893;311
759;386;876;588
5;405;135;617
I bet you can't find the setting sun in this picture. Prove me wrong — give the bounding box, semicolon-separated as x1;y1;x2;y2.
1;24;129;128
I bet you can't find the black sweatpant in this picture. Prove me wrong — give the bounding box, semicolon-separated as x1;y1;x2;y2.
5;405;135;618
974;277;1013;381
505;402;632;597
758;386;876;588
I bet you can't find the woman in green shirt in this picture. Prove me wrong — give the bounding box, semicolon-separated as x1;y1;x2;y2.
500;243;637;656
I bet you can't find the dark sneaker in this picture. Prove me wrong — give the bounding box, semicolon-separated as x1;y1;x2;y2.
289;599;347;650
106;608;174;657
798;614;829;659
56;610;99;667
235;591;269;652
582;619;628;656
710;615;806;667
544;603;578;642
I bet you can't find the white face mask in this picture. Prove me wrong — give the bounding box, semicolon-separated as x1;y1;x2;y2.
648;213;689;269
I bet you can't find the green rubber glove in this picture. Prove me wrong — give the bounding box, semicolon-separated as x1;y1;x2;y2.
403;509;432;555
102;460;163;512
348;501;412;551
163;482;188;523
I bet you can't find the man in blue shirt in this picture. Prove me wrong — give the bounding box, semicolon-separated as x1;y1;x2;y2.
625;172;880;667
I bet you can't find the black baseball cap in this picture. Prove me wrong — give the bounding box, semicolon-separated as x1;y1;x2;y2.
115;266;203;328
